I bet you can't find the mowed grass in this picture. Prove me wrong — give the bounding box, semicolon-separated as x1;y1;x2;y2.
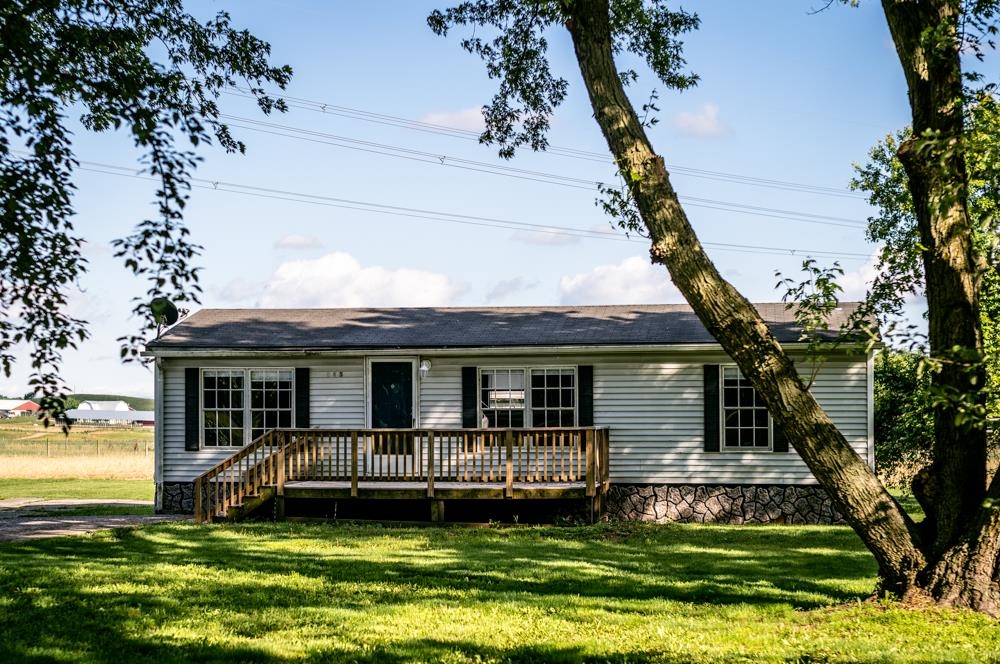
0;478;153;501
1;522;998;663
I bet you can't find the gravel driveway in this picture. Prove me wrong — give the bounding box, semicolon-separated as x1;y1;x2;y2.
0;498;189;542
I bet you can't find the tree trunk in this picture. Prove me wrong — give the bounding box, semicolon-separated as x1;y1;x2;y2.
881;0;989;556
562;0;925;591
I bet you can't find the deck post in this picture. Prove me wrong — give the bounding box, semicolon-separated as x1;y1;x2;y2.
351;431;359;498
426;430;435;498
430;499;445;522
585;428;595;498
505;429;514;498
194;477;203;523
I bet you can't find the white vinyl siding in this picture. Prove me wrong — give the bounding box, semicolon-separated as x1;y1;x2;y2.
158;351;871;485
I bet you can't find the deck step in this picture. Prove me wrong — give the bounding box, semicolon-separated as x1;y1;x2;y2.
223;486;277;522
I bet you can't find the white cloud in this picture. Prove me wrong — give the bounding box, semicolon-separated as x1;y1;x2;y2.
510;230;581;246
673;103;726;137
259;252;462;308
558;256;682;305
213;278;264;305
486;277;538;303
275;234;323;250
420;107;485;132
838;253;881;301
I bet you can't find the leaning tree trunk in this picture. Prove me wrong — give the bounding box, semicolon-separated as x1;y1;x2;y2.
562;0;925;593
879;0;1000;612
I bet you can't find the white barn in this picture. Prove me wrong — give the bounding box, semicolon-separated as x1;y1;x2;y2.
144;304;872;523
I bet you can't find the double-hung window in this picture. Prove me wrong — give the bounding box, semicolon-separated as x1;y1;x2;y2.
202;368;294;447
721;366;771;450
479;367;576;427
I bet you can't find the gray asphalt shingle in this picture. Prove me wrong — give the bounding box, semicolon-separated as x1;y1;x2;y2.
146;303;862;351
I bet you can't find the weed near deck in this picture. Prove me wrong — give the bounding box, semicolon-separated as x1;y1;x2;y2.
1;521;997;663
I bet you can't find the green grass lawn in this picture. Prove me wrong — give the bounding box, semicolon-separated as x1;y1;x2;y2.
0;478;153;501
1;522;997;663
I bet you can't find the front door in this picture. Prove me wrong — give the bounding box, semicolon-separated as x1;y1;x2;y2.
369;361;415;474
371;361;413;428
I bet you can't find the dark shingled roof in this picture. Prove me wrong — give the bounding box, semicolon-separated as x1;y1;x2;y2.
146;303;861;351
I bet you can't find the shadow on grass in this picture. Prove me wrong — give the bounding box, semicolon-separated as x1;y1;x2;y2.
0;522;879;662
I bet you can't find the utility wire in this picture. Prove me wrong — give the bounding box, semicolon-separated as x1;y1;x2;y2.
70;156;872;261
219;114;867;230
225;87;865;200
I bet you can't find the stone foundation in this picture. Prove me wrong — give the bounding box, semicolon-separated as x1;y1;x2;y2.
158;481;196;514
605;484;845;525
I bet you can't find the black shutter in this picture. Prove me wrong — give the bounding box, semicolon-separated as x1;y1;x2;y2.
462;366;478;428
703;364;720;452
578;365;594;426
295;367;310;428
772;420;790;452
184;368;200;451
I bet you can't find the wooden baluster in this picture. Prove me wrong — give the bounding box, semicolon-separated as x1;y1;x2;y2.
351;431;358;498
505;429;514;497
586;428;595;497
427;430;435;497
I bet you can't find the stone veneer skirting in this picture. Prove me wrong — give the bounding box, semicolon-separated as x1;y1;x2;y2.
605;484;846;525
159;481;196;514
159;481;846;525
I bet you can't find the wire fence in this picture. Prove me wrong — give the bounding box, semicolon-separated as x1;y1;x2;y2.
0;439;151;457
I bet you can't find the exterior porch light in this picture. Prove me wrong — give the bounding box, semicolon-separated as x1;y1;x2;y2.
419;359;432;379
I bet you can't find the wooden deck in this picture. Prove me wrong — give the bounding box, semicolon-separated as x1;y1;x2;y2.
282;480;589;500
193;427;610;522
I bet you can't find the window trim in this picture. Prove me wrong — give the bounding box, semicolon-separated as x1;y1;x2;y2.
199;367;296;449
477;365;578;428
718;364;773;453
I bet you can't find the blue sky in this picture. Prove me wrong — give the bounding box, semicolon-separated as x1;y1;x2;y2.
5;1;989;398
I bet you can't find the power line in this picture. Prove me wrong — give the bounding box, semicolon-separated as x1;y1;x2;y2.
71;156;872;261
218;113;867;230
224;86;865;200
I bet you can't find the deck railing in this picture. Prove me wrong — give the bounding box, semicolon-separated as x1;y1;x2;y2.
193;427;610;523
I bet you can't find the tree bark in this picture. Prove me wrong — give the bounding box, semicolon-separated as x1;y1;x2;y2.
881;0;989;557
562;0;925;591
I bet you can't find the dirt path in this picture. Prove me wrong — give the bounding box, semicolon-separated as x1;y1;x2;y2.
0;498;189;542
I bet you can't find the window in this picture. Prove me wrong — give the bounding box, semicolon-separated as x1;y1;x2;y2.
249;369;294;441
530;368;576;427
202;368;294;447
479;367;576;427
721;366;770;449
203;370;245;447
480;369;525;427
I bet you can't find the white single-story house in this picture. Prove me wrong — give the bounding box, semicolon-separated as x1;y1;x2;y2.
144;304;872;523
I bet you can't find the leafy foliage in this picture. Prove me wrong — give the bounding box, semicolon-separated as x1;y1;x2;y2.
850;99;1000;418
428;0;698;160
0;0;291;421
874;351;935;486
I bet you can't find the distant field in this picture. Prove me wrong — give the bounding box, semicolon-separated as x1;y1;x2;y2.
0;419;153;480
0;417;154;445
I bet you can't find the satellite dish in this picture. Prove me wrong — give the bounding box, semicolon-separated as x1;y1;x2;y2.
151;297;179;326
